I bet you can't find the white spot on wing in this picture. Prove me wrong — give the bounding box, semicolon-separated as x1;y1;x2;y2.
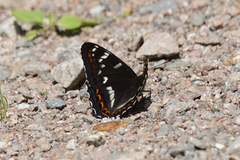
114;63;122;69
95;45;99;48
99;59;103;63
101;55;108;59
106;86;115;107
101;52;110;59
92;48;97;52
103;77;108;84
98;70;102;75
101;64;105;68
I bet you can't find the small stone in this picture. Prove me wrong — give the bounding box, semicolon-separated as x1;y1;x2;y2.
17;103;31;111
0;68;11;81
215;143;225;150
155;124;174;137
57;49;80;63
227;6;239;17
226;136;240;155
16;39;32;48
66;90;79;99
45;98;66;110
66;139;76;150
0;17;16;38
125;31;144;51
81;115;95;124
195;33;220;45
192;14;205;26
188;137;207;149
0;141;7;149
34;137;51;152
212;18;223;29
137;32;179;60
24;61;51;76
117;128;125;135
18;86;33;99
151;0;178;13
169;144;194;157
51;58;85;90
86;134;105;147
90;5;105;17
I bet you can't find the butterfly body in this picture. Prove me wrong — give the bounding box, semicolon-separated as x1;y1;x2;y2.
81;42;148;118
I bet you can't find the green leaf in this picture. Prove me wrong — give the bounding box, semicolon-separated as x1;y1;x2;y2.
56;15;83;30
26;30;38;41
81;18;102;27
12;10;45;24
124;9;132;17
49;12;55;27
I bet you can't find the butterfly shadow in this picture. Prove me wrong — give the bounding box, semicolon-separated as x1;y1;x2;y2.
120;96;152;118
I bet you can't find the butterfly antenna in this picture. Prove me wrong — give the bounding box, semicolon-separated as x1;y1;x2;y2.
143;55;148;76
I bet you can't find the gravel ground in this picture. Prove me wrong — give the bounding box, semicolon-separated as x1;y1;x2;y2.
0;0;240;159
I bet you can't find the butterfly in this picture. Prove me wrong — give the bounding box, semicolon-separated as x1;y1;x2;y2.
81;42;148;118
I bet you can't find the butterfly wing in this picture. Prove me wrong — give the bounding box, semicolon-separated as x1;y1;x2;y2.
81;42;147;118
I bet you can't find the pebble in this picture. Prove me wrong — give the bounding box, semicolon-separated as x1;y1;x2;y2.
0;68;11;81
169;144;194;157
191;14;205;26
17;103;31;111
188;137;207;149
66;139;76;150
0;17;16;38
81;114;95;124
23;61;51;76
137;32;179;59
57;49;80;63
86;134;106;147
155;124;174;137
90;5;105;17
226;136;240;155
45;98;66;110
0;141;7;149
51;58;85;90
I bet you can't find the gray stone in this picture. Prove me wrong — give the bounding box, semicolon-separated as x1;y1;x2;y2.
125;31;144;51
118;128;125;135
151;59;166;70
151;0;178;13
57;49;80;63
0;141;7;149
137;32;179;60
155;124;174;137
0;68;11;81
169;144;194;157
192;14;205;26
178;85;203;101
81;115;95;124
226;136;240;155
66;139;76;150
34;137;51;152
16;39;32;48
138;5;152;15
18;86;33;99
90;5;105;17
17;103;31;111
86;134;105;147
45;98;66;110
188;137;207;149
51;58;85;90
0;17;16;38
165;61;189;71
195;33;220;45
24;61;51;76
